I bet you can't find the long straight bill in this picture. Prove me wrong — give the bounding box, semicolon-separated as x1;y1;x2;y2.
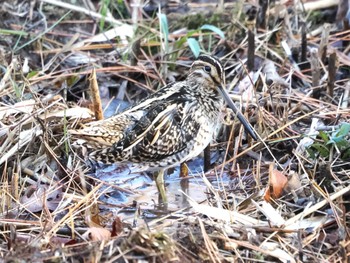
218;85;258;140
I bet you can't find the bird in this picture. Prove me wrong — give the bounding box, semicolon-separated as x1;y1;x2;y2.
70;54;257;205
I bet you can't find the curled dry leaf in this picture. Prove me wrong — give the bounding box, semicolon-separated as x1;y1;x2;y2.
284;215;332;231
111;216;123;237
188;199;268;227
20;184;62;212
260;242;296;263
0;99;36;120
262;59;289;87
264;167;288;202
253;200;285;227
284;171;306;201
38;107;94;121
0;127;43;165
83;227;111;242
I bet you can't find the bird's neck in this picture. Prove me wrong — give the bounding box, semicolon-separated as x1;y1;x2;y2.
186;76;219;98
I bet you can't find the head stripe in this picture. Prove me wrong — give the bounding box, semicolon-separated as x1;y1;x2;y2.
197;54;224;82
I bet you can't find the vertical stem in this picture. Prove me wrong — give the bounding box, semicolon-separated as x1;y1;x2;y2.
257;0;268;29
310;50;320;99
319;24;330;64
89;68;103;121
327;52;337;99
247;30;255;71
300;23;307;70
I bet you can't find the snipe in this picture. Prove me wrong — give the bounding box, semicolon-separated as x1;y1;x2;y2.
70;55;257;204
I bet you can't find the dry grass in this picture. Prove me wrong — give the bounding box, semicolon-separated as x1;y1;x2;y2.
1;0;350;262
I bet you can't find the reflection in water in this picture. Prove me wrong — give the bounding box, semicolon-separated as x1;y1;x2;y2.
92;151;237;224
180;177;190;206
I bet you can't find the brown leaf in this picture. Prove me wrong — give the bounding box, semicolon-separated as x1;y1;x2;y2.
264;166;288;201
284;171;305;198
83;227;111;242
111;216;123;237
87;202;101;227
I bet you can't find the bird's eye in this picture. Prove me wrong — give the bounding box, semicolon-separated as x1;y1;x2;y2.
204;66;211;73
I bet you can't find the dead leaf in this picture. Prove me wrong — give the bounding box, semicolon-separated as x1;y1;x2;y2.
111;216;123;237
253;200;285;227
188;198;269;227
85;202;101;227
38;107;94;120
89;68;103;121
264;165;288;202
20;184;62;212
0;99;35;120
284;171;305;200
0;127;43;165
83;227;111;242
260;242;296;263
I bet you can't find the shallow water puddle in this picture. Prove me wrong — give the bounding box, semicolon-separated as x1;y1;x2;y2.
95;101;230;216
93;156;231;220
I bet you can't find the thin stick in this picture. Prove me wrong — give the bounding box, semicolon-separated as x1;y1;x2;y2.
89;68;103;121
40;0;128;27
327;52;337;98
247;30;255;71
300;23;307;69
284;185;350;227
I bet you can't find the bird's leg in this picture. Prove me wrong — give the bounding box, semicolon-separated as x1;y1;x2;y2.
180;162;189;178
204;144;211;172
155;169;167;204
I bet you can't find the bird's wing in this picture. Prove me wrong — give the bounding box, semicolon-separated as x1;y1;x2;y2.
69;113;139;148
69;82;179;148
89;89;201;164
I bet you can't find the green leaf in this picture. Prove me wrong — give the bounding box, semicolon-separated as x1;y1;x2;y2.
341;147;350;160
306;148;316;159
175;36;187;49
187;38;201;58
336;123;350;138
187;29;200;38
200;24;225;39
335;138;349;150
26;71;38;79
0;29;28;36
329;136;347;145
99;0;111;31
158;13;169;52
318;131;329;143
309;143;330;158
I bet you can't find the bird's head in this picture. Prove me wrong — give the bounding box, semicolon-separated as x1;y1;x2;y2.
188;54;257;140
188;54;225;89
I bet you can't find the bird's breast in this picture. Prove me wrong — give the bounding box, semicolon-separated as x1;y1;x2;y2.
183;99;223;160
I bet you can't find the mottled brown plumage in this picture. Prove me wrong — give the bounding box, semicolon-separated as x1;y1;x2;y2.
70;55;256;203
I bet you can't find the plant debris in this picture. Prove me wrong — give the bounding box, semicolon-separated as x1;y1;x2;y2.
0;0;350;262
